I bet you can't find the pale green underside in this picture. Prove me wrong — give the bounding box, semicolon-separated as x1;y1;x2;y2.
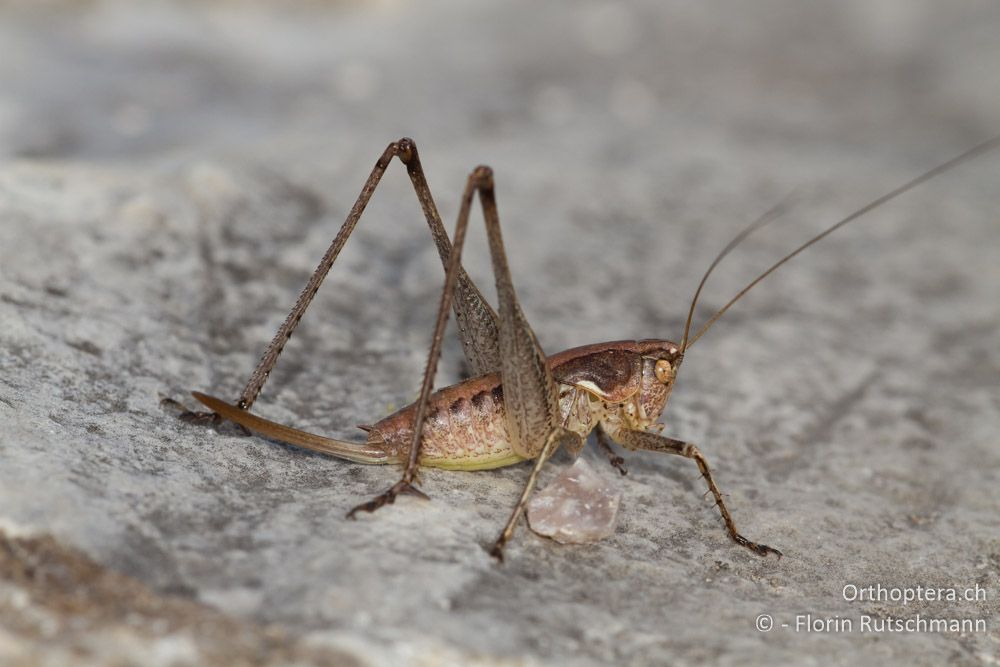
419;451;528;471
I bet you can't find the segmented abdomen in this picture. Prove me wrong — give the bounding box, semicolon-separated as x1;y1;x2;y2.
370;376;525;470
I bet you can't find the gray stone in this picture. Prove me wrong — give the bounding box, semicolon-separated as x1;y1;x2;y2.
1;1;999;665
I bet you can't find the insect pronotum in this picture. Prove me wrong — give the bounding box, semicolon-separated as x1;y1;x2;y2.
171;135;1000;561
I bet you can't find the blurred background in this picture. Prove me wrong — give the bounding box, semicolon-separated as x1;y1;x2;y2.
1;2;998;666
3;1;997;161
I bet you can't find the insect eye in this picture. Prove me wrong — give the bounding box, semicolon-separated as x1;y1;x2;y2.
654;359;674;384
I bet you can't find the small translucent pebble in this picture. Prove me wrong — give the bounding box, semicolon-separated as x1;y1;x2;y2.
527;457;622;544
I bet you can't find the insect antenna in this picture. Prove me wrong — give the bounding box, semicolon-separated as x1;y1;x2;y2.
679;195;795;354
681;135;1000;352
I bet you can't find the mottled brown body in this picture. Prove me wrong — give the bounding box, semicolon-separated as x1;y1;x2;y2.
368;340;680;470
183;136;999;560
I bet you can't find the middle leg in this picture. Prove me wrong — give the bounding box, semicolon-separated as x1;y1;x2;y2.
596;425;628;476
348;163;571;564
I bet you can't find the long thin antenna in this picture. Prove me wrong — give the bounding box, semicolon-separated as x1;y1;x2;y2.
683;135;1000;351
679;194;796;353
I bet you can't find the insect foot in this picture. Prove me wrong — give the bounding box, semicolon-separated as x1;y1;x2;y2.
733;533;783;559
177;409;220;426
607;456;628;476
160;396;251;436
488;537;508;563
345;479;430;519
160;396;212;421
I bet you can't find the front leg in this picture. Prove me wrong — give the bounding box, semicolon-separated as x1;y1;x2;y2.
489;427;581;560
607;427;781;558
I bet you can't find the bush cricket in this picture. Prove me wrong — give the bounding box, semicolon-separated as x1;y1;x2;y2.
170;136;1000;561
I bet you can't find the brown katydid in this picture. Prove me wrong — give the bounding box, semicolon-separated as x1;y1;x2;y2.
170;136;1000;561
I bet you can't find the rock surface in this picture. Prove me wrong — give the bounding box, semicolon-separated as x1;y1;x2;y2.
1;1;999;665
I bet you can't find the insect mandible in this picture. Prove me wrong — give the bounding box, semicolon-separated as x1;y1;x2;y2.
169;136;1000;561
